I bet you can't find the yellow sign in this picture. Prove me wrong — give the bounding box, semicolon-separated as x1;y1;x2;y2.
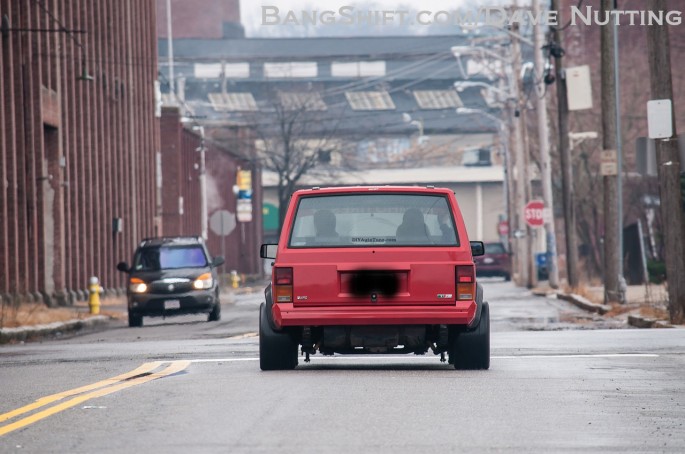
237;170;252;190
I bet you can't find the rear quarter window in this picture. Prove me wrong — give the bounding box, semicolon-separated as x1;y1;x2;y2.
288;193;459;248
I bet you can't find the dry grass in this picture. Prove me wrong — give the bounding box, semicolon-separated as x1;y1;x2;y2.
0;304;87;329
0;296;126;329
639;305;670;320
603;302;640;317
563;284;603;305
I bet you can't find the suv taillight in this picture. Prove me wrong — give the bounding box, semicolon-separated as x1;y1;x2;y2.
456;265;475;301
274;267;293;302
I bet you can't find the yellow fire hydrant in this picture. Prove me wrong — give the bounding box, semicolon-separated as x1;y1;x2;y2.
88;276;103;315
230;270;241;289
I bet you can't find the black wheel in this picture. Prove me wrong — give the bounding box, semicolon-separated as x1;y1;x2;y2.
128;312;143;328
450;302;490;370
503;273;511;282
208;296;221;322
259;303;298;371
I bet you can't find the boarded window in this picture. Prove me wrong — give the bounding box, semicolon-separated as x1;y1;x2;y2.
208;92;258;111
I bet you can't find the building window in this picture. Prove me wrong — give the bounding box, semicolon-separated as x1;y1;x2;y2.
331;61;386;77
264;62;317;78
208;92;258;111
462;148;492;167
345;91;395;111
413;90;463;109
278;92;327;111
358;138;410;163
194;63;249;79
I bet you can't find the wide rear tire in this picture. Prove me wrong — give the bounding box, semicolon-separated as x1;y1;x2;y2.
450;302;490;370
259;303;298;371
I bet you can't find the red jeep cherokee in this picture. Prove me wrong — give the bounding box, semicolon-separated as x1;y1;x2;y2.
259;186;489;370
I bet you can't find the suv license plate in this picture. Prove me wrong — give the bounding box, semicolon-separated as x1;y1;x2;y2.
164;300;181;310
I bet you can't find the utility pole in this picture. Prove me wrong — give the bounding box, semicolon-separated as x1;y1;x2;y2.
646;0;685;324
534;0;559;289
510;21;529;286
550;0;579;287
600;0;622;303
195;126;208;241
166;0;175;97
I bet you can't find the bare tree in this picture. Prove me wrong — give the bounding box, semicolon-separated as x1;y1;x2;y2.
247;89;355;230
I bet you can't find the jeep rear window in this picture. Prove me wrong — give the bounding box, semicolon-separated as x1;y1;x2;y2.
133;246;208;270
289;194;459;247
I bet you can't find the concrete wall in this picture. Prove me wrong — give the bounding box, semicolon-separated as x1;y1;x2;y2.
0;0;160;305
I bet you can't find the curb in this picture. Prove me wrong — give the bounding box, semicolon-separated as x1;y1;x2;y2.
0;315;111;344
556;293;611;315
532;289;557;297
627;315;673;329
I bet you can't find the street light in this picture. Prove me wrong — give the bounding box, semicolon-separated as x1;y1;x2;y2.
569;131;599;150
454;80;510;96
402;113;425;139
192;126;208;241
453;81;516;105
455;107;506;126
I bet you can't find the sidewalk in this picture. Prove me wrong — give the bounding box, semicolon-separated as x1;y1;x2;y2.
534;282;679;328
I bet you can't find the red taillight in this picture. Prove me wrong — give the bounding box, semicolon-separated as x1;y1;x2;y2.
274;267;293;302
274;267;293;285
457;265;474;283
456;265;475;300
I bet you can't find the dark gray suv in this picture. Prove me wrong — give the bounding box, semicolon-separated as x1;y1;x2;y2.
117;237;224;327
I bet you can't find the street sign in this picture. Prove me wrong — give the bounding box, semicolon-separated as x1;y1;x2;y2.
647;99;673;139
524;200;545;228
236;169;253;222
600;149;618;176
209;209;236;236
497;220;509;236
237;199;253;222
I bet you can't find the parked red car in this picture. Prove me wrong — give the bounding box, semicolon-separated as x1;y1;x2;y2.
259;186;489;370
474;242;512;281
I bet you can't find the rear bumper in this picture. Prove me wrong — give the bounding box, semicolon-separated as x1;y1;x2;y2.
273;301;477;327
128;290;216;317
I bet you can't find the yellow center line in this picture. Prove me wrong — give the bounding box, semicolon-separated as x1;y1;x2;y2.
0;361;163;424
0;360;189;437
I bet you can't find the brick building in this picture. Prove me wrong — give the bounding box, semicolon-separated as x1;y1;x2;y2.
159;107;262;275
0;1;159;305
156;0;244;39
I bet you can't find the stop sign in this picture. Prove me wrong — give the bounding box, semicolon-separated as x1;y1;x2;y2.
524;200;545;228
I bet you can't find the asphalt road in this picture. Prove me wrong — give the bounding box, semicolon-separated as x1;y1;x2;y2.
1;279;684;453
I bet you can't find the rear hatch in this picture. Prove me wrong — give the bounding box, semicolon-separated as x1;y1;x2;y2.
284;248;471;307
